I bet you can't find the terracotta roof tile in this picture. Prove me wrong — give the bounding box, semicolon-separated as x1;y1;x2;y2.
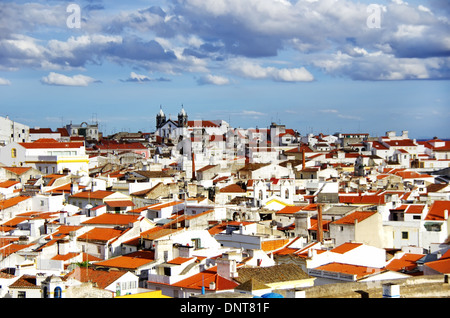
385;253;425;272
170;266;238;291
167;257;195;265
314;262;383;279
0;195;31;210
82;213;140;226
19;141;84;149
332;211;376;225
9;275;40;289
77;227;125;243
1;166;32;175
0;180;21;188
330;242;363;254
424;258;450;274
425;201;450;221
69;190;115;200
94;250;155;270
64;267;128;289
105;200;135;208
219;183;245;193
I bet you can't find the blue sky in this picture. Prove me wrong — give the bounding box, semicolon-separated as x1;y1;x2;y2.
0;0;449;139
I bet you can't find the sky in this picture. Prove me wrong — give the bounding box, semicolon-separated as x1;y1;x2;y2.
0;0;449;139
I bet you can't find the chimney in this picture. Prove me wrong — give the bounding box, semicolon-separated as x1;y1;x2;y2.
217;254;238;279
60;210;67;225
317;204;323;243
302;151;306;169
191;151;196;181
70;181;79;195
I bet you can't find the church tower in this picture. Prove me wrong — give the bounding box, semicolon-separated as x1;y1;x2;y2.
178;105;188;127
156;105;166;129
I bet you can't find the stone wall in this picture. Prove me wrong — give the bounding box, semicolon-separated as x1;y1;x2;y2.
280;275;450;298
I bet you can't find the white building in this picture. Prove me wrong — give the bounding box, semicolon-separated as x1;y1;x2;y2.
0;116;30;146
0;139;89;176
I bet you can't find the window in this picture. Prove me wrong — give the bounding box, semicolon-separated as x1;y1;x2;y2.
11;148;17;158
192;238;201;249
54;286;62;298
18;291;26;298
402;231;408;239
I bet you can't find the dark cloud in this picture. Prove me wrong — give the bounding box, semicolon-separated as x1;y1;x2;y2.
107;37;177;62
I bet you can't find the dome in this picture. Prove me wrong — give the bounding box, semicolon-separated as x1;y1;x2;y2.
158;106;165;117
179;106;186;116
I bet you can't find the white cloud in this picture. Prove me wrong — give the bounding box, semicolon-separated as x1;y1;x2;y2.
241;110;265;116
319;109;339;113
121;72;171;83
230;59;314;82
41;72;99;86
127;72;152;82
0;78;11;85
197;74;230;85
0;1;449;81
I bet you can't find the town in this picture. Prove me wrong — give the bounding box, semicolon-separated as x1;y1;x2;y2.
0;107;449;299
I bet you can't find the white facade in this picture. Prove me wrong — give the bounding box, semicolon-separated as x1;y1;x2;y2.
0;116;30;146
0;141;88;176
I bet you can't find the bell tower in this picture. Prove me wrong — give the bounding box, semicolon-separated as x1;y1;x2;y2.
178;105;188;127
156;105;166;129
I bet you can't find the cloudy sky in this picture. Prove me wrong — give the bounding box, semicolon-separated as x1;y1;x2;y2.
0;0;449;139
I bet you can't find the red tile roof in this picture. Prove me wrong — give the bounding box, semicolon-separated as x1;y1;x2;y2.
19;140;84;149
332;211;376;225
331;242;363;254
187;120;219;128
94;250;155;270
167;257;195;265
1;166;32;175
339;194;386;205
385;253;425;272
9;275;40;289
52;252;80;261
384;139;417;147
147;201;184;210
394;170;433;179
105;200;135;208
82;213;140;226
77;227;125;243
0;243;34;258
425;201;450;221
70;190;115;199
64;267;128;289
219;183;245;193
45;183;86;194
309;218;331;232
424;257;450;274
170;266;239;291
0;195;31;210
314;262;383;279
0;180;20;188
391;204;425;214
276;206;303;215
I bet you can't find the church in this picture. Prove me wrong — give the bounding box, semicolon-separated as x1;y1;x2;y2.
155;106;230;140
